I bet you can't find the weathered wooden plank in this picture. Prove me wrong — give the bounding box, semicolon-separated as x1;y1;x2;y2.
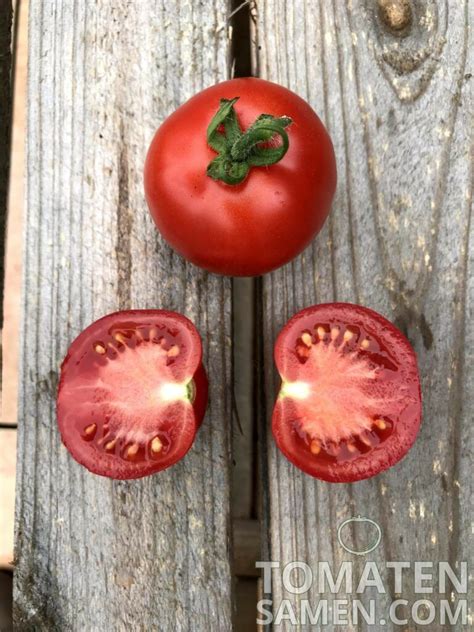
2;0;28;427
0;428;16;567
14;2;233;630
0;0;12;323
254;1;473;629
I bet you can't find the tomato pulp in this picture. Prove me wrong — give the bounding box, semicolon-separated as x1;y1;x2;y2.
57;310;207;479
272;303;422;482
144;78;336;276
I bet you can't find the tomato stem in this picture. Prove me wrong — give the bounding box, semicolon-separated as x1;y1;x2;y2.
206;98;292;185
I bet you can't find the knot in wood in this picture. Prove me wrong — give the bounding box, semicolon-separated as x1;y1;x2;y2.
377;0;412;33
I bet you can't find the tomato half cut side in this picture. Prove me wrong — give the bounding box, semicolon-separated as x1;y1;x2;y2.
272;303;422;483
57;310;208;479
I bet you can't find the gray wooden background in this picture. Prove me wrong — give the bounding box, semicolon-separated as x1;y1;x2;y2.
13;1;473;631
255;1;473;631
14;1;233;630
0;0;12;312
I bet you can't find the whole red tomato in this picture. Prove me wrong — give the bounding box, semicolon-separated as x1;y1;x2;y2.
144;78;336;276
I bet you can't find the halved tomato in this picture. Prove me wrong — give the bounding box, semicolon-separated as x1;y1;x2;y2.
272;303;422;483
57;310;207;479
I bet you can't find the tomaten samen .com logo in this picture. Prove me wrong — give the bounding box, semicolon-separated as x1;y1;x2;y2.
256;517;470;626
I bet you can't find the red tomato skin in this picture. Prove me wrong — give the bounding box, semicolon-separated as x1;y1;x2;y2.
272;303;423;483
144;78;336;276
57;310;208;479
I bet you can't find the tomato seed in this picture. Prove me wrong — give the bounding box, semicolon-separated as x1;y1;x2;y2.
310;439;321;455
360;434;373;447
361;339;370;349
167;345;180;357
94;343;106;355
301;332;312;347
151;436;163;454
83;423;97;438
343;330;354;342
347;442;357;453
125;443;139;459
375;418;387;430
105;438;117;451
316;326;326;339
114;332;127;345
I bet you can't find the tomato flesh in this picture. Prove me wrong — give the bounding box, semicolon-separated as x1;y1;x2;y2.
144;77;337;276
272;303;422;482
57;310;207;479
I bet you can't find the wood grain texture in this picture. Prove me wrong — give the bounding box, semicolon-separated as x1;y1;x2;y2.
0;0;12;324
14;2;233;630
254;1;473;629
3;0;28;427
0;429;16;568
